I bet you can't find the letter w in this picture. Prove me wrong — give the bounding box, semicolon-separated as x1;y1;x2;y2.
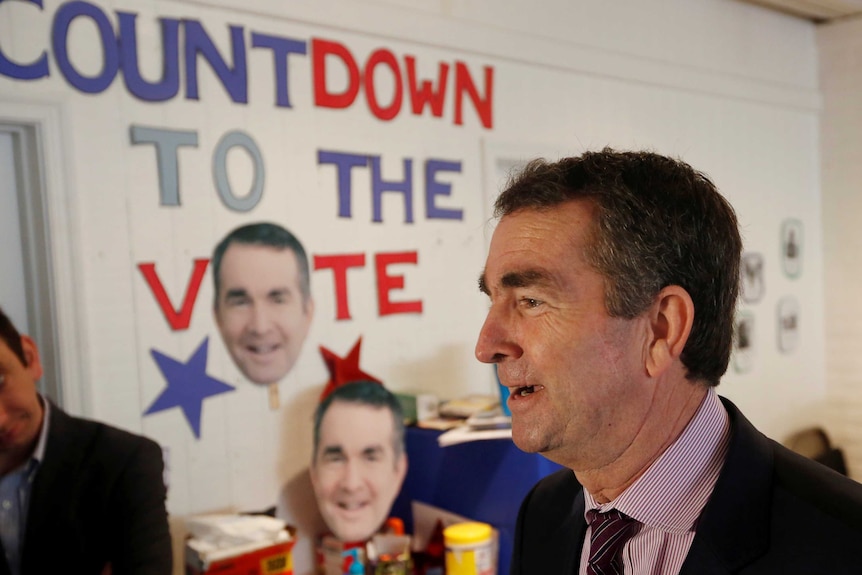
406;57;449;118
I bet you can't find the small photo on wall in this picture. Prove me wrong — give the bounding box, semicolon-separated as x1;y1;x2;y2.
781;219;803;279
740;252;765;304
777;296;800;354
733;310;755;374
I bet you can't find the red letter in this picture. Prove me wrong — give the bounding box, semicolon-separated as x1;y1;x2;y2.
406;56;448;118
363;48;402;121
454;62;494;129
314;253;366;320
138;259;209;330
375;251;422;316
312;38;360;109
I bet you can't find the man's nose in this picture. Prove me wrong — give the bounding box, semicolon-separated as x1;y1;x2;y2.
339;460;364;491
248;304;272;334
475;306;522;364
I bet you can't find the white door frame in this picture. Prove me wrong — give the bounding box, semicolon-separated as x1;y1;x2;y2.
0;99;89;416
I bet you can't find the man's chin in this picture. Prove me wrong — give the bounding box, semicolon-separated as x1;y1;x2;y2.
239;364;289;386
325;515;377;543
331;526;375;543
246;376;279;386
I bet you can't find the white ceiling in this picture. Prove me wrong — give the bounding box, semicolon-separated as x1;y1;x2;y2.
737;0;862;21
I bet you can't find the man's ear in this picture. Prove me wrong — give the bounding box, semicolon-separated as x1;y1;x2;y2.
645;285;694;378
20;335;44;380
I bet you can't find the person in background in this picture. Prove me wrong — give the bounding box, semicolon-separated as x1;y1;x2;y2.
310;380;408;543
0;306;172;574
475;149;862;574
212;222;314;386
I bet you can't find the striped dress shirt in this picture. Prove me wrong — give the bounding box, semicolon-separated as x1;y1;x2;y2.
579;388;730;575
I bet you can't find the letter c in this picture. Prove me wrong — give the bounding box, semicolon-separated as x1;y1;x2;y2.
0;0;49;80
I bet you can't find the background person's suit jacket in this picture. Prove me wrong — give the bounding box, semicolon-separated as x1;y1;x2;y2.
510;397;862;575
0;401;172;575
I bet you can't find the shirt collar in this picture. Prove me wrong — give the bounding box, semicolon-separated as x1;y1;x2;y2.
30;395;50;467
583;388;730;534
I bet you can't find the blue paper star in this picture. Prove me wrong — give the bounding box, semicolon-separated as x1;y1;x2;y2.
144;337;235;438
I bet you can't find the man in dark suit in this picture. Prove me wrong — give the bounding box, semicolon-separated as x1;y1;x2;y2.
475;149;862;574
0;307;172;574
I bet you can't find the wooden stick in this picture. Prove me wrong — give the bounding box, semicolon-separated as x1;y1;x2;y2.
268;383;280;410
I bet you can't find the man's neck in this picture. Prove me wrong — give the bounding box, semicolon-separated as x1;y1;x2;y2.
575;383;708;503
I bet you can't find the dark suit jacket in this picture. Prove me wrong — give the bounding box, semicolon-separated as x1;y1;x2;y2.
0;402;172;575
510;397;862;574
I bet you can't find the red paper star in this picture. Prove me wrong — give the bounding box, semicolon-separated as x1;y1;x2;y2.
318;337;382;401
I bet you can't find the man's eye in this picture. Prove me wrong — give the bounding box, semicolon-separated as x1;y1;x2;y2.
520;298;542;308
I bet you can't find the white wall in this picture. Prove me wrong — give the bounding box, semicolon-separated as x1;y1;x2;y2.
0;0;828;572
818;16;862;480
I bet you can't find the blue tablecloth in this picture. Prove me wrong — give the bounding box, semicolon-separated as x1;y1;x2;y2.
390;426;564;574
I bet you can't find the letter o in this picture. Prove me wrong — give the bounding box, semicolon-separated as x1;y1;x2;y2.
363;49;402;121
53;1;119;94
212;131;265;212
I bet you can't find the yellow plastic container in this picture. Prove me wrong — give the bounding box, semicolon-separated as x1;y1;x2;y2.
443;522;494;575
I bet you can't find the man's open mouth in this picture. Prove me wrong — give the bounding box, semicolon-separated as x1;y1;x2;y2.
514;384;543;397
247;343;280;354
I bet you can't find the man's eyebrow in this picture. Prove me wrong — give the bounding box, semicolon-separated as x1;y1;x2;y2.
268;287;292;298
321;445;345;457
501;269;554;289
362;445;384;457
478;273;489;295
224;288;249;300
483;269;556;294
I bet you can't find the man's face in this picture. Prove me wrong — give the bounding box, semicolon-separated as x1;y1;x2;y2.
310;401;407;542
0;335;45;473
475;200;654;471
214;243;314;385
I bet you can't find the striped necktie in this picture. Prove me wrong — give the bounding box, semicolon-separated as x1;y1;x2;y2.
586;508;637;575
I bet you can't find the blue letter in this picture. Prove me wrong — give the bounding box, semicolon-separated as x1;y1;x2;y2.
425;159;463;220
317;150;368;219
371;157;413;224
184;20;247;104
213;131;264;212
251;32;306;108
118;12;180;102
53;1;119;94
0;0;49;80
129;125;198;206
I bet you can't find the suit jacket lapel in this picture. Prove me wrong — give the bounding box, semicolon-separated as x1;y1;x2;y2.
561;488;587;574
0;540;10;575
514;469;586;574
547;478;586;574
22;404;82;568
679;398;773;575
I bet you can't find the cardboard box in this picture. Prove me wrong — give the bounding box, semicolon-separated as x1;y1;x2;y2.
186;528;296;575
315;534;366;575
395;392;439;425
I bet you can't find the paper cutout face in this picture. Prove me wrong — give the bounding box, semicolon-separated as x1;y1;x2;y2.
214;243;313;385
310;401;407;542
